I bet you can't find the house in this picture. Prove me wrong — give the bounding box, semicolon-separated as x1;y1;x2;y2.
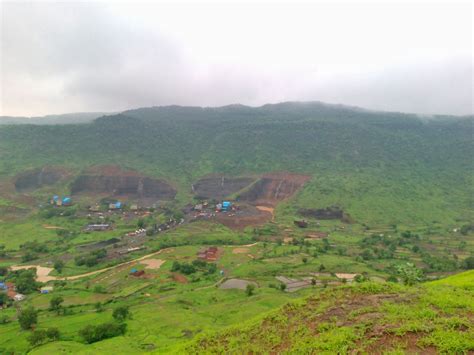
130;204;139;211
85;224;111;232
89;205;100;212
194;204;203;211
62;197;72;206
40;286;54;294
14;294;25;301
221;201;232;211
0;282;7;291
5;282;16;299
51;195;60;205
198;247;219;261
109;201;122;210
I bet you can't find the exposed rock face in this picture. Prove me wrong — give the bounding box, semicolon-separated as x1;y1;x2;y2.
70;166;176;200
237;173;310;206
14;167;68;192
192;175;254;200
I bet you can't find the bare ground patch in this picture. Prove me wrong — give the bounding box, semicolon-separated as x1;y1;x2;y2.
140;259;165;269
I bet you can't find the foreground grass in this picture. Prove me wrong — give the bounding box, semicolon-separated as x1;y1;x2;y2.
183;272;474;354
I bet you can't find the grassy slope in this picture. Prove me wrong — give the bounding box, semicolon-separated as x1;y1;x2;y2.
183;271;474;354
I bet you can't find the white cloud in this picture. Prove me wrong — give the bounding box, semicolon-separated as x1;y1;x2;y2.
1;1;472;116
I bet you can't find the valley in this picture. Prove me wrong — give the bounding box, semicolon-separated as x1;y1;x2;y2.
0;103;472;354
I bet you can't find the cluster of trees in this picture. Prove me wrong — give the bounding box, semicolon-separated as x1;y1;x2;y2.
75;249;107;267
20;302;132;347
39;206;76;219
171;260;217;275
7;269;40;294
28;328;60;346
79;306;130;344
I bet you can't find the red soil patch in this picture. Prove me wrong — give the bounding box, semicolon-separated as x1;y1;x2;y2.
172;273;188;284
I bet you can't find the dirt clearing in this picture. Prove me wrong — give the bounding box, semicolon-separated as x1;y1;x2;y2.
219;279;257;290
232;247;250;254
10;265;55;283
140;259;165;269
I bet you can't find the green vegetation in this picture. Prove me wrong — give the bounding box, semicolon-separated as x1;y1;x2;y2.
186;271;474;354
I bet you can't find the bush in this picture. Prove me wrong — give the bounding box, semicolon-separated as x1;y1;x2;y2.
462;256;474;270
79;322;126;344
246;284;255;296
112;306;130;322
28;330;47;346
46;327;60;340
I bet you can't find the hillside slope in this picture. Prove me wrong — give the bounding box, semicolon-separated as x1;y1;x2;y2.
184;272;474;354
0;102;472;225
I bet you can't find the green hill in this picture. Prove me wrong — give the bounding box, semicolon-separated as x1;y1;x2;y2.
0;102;472;226
184;271;474;354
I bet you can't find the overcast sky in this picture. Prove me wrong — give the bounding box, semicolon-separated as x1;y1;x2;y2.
0;1;472;116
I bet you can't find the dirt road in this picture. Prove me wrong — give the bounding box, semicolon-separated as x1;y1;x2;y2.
11;242;259;283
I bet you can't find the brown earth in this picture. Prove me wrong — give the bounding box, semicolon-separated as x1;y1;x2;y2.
192;175;255;200
237;172;310;207
14;166;71;192
140;259;165;269
215;206;272;230
70;165;176;201
232;247;250;254
172;273;188;284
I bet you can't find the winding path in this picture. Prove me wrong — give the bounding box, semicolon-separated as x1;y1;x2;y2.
12;242;259;283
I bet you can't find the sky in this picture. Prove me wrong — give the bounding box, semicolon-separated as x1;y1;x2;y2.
0;0;472;116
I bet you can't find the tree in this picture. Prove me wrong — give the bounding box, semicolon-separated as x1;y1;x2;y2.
245;284;255;296
171;261;181;272
462;256;474;270
311;278;317;286
396;262;423;285
319;264;326;272
280;283;287;292
53;260;65;274
14;269;39;294
94;302;104;313
302;257;308;264
49;295;64;314
112;306;130;322
0;293;9;307
18;306;38;330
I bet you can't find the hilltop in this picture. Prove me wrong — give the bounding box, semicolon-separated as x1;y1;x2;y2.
185;271;474;354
